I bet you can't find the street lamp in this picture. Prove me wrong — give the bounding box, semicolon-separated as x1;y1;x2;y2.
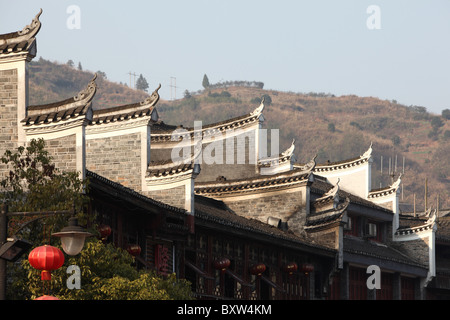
0;203;93;299
0;237;32;262
52;215;93;256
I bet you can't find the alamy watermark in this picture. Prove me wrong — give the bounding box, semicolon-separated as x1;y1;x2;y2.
66;265;81;290
66;5;81;30
366;265;381;290
169;121;280;175
366;5;381;30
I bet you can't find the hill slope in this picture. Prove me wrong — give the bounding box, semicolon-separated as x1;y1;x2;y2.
28;58;449;211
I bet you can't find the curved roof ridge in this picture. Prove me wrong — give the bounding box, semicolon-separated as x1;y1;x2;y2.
23;74;97;126
150;97;265;139
0;9;42;54
27;73;97;114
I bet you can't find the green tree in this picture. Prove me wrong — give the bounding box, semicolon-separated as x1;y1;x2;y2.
78;62;82;71
11;240;193;300
442;109;450;120
2;139;192;300
202;74;210;89
136;74;149;92
0;138;86;213
392;135;401;146
431;116;444;129
66;60;74;67
328;123;336;132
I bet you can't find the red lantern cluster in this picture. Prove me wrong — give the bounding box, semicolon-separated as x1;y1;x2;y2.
28;245;65;281
301;263;314;274
213;258;231;273
127;244;141;256
98;224;111;241
283;262;298;275
250;263;266;276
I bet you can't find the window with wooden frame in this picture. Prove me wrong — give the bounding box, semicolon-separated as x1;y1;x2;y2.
366;220;383;242
344;215;359;236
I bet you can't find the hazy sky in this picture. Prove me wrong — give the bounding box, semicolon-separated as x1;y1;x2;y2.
2;1;449;114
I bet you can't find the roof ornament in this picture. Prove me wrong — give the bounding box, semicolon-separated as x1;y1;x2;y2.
281;139;296;157
298;154;317;172
426;209;437;224
74;73;97;102
361;141;373;159
18;8;43;36
140;83;161;106
325;178;340;198
390;173;402;190
315;178;340;204
250;97;265;116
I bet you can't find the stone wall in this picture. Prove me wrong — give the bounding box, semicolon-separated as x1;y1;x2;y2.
151;128;258;183
86;133;142;190
391;236;431;267
45;134;77;173
144;185;186;210
0;69;18;180
223;187;307;232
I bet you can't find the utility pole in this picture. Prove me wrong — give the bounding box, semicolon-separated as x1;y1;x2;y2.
128;72;137;89
169;77;177;100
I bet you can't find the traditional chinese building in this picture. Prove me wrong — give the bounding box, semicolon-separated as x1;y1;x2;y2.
0;10;447;300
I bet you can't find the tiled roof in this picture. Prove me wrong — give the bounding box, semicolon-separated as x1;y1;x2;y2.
305;197;350;231
90;84;160;125
22;74;97;126
147;141;201;178
150;100;265;142
86;169;187;214
312;143;373;173
0;9;42;55
194;195;336;256
344;236;426;270
195;168;312;196
311;176;393;214
368;174;402;199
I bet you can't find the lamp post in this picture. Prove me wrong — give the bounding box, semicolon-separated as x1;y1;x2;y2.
0;203;92;299
52;215;93;256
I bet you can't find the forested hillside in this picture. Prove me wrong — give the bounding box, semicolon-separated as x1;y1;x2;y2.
28;58;450;211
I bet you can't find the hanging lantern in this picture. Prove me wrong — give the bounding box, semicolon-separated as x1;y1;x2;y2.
28;245;65;281
213;258;231;272
98;224;111;240
250;263;266;276
127;244;141;256
34;295;59;300
301;263;314;274
283;262;298;275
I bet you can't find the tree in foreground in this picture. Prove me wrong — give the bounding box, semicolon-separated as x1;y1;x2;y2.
1;139;192;300
13;240;192;300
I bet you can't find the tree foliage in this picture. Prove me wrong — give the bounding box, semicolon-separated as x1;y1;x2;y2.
2;139;193;300
136;74;149;92
11;240;193;300
0;138;86;213
202;74;210;89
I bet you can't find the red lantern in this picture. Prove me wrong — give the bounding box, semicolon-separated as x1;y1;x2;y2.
127;244;141;256
34;295;59;300
213;258;231;272
301;263;314;274
250;263;266;276
283;262;298;275
98;224;111;240
28;245;65;281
